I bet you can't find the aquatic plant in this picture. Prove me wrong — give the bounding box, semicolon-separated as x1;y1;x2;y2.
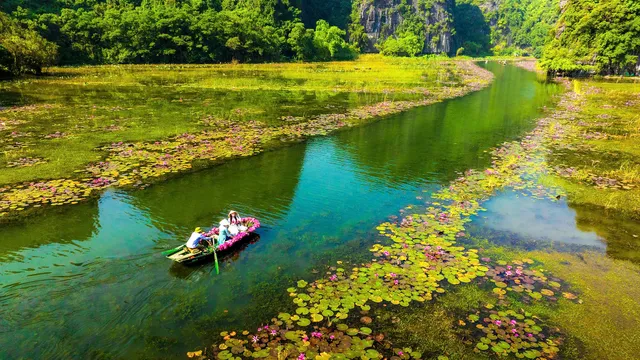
482;259;580;304
204;316;422;360
462;306;561;359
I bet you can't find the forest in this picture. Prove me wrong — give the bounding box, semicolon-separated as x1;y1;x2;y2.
0;0;639;76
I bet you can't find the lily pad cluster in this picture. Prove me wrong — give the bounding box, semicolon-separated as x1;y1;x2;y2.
463;306;561;359
6;157;47;168
483;259;580;303
204;314;424;360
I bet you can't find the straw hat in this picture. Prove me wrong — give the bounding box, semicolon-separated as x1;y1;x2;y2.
195;227;202;232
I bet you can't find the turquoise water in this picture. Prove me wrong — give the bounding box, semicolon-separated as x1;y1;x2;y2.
0;63;564;358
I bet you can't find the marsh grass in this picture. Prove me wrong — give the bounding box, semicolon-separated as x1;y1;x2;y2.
0;55;478;186
544;80;640;217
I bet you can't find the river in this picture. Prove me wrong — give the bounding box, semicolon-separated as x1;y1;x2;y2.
0;63;567;359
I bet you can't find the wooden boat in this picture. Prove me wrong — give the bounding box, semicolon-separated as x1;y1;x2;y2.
163;217;260;265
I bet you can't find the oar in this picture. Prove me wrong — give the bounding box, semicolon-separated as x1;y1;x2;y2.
213;243;220;274
162;245;184;257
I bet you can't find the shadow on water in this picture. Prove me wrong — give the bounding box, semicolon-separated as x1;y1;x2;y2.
0;63;566;359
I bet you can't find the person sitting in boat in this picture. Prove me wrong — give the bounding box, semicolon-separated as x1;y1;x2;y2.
227;210;248;236
228;210;241;225
186;227;211;253
218;219;233;246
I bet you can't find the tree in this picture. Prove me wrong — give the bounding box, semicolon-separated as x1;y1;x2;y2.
313;20;357;60
541;0;640;75
0;11;58;75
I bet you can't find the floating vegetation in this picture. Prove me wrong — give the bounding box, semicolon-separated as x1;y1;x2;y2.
6;157;47;168
482;259;580;304
207;318;392;360
462;306;561;359
43;131;67;139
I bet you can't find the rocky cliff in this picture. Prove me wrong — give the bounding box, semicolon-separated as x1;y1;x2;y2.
354;0;454;54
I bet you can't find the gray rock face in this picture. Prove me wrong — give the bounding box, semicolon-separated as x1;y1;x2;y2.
355;0;454;54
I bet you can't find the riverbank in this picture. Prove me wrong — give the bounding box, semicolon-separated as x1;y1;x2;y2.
0;58;492;222
197;81;640;359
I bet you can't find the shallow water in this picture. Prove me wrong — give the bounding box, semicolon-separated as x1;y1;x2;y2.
0;63;564;358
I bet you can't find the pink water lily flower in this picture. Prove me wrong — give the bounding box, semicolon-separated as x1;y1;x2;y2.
297;354;306;360
495;320;502;326
252;335;259;343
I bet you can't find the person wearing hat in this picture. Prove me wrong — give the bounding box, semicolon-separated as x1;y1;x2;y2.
227;210;247;236
186;227;210;253
218;219;233;246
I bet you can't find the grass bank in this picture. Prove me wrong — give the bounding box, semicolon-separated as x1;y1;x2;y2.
0;56;493;221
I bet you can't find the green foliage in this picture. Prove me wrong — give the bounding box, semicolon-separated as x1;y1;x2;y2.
3;0;355;65
299;0;352;30
454;0;559;57
313;20;357;60
541;0;640;75
452;2;491;56
0;11;57;75
378;32;424;57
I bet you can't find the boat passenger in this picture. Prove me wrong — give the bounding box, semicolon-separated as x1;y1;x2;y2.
228;210;247;235
228;210;241;225
218;219;233;245
186;227;210;253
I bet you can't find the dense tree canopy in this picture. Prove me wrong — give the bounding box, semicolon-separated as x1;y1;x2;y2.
0;11;58;75
1;0;355;66
1;0;639;76
541;0;640;75
453;0;558;57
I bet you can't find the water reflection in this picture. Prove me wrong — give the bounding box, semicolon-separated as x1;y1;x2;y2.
468;191;606;251
334;64;562;186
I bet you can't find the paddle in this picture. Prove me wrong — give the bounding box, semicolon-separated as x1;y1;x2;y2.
161;245;184;257
212;240;220;274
